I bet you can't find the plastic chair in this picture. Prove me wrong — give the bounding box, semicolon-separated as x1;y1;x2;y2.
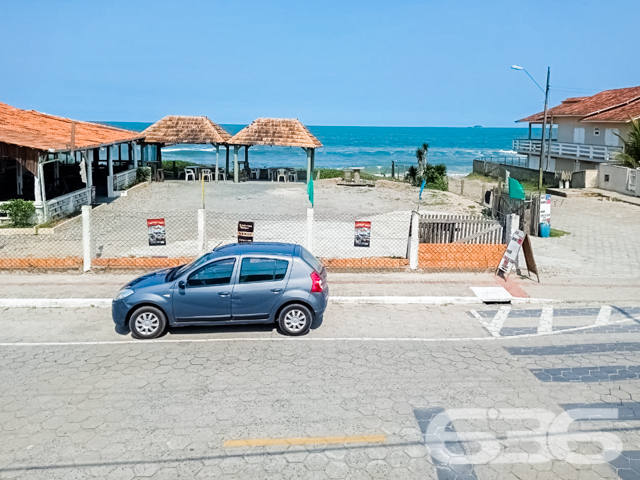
344;170;352;182
185;168;195;181
216;168;226;182
251;168;259;180
201;169;212;182
288;170;298;182
276;169;288;182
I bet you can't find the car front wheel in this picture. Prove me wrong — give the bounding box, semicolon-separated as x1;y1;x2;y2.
130;306;167;339
278;304;312;336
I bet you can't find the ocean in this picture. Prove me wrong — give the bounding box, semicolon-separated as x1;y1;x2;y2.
102;123;529;176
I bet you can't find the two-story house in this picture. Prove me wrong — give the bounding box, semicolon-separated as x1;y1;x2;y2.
513;86;640;173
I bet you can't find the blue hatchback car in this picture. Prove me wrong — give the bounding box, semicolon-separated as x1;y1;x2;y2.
112;243;329;339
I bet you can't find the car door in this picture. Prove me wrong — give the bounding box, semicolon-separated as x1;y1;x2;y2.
231;256;291;321
172;257;237;323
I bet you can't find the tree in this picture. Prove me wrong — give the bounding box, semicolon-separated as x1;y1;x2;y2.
613;119;640;169
415;143;429;174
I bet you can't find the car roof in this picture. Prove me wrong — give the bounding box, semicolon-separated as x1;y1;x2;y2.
212;242;298;256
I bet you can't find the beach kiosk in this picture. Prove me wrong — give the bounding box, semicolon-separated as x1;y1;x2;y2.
141;116;232;182
227;118;323;184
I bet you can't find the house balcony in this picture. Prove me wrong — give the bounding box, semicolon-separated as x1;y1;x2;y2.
513;139;622;162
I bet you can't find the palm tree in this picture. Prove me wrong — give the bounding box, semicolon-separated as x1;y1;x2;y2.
613;119;640;168
415;143;429;174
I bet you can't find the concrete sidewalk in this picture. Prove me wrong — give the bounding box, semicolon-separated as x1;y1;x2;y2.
1;271;638;304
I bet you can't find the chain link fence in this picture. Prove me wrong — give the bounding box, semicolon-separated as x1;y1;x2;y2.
0;207;508;272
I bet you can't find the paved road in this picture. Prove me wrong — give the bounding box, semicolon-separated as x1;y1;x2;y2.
1;303;640;479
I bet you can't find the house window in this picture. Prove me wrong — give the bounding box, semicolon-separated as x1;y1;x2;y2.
593;127;600;136
605;128;620;147
573;127;585;144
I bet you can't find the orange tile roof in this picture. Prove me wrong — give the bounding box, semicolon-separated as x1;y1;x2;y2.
517;86;640;123
0;101;142;152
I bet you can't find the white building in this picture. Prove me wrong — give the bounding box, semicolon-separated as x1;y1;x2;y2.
514;86;640;172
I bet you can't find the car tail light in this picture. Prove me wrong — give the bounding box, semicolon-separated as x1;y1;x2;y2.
310;271;323;293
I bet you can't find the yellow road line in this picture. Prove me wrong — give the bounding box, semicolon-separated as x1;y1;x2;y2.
224;434;386;448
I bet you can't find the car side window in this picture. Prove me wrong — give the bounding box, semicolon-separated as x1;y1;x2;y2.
239;258;289;283
187;258;235;287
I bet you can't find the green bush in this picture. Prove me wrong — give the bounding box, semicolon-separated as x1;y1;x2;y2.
317;169;344;179
0;199;36;227
136;167;151;183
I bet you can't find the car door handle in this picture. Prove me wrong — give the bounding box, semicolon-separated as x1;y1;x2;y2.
218;292;230;297
271;288;283;293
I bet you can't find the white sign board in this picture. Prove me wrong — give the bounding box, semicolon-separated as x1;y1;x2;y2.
539;194;551;224
498;229;525;274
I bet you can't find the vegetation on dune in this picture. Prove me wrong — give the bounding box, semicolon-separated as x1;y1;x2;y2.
613;119;640;169
316;169;344;179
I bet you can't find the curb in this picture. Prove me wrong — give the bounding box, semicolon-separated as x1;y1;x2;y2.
0;296;560;309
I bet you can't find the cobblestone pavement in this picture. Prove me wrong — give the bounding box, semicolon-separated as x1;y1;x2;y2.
1;303;640;479
526;196;640;280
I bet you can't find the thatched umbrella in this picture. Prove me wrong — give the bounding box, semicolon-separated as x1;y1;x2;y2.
141;115;232;181
228;118;322;183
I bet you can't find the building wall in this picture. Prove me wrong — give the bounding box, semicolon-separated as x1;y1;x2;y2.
555;118;630;146
597;164;640;196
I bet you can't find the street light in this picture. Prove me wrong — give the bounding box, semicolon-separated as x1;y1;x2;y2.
512;64;551;190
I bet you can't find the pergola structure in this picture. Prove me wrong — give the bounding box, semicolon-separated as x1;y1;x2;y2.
0;101;142;221
141;116;232;180
227;118;323;184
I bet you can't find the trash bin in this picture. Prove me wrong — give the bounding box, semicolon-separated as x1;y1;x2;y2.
539;222;551;238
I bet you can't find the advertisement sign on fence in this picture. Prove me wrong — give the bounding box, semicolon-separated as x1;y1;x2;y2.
147;218;166;246
498;229;525;274
539;194;551;224
354;221;371;247
238;221;255;243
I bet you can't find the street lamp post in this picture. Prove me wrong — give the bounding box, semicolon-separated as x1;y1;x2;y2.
512;65;551;190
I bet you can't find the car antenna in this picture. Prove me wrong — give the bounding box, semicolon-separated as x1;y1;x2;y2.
212;241;224;251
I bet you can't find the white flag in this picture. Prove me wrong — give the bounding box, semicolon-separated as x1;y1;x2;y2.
79;155;87;185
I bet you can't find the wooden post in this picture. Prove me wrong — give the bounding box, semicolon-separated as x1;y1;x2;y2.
132;144;138;169
16;160;23;196
107;147;113;177
311;148;315;173
225;145;230;176
245;145;249;178
215;144;219;183
233;146;239;183
306;148;312;185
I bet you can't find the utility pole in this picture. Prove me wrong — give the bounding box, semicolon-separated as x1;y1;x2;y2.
538;67;551;191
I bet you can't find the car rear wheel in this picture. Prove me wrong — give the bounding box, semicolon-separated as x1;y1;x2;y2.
278;304;312;336
130;306;167;340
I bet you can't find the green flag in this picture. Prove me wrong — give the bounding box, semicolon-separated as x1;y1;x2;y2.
508;177;525;200
307;173;314;207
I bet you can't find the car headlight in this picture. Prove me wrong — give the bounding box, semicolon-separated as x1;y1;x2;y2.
115;289;134;301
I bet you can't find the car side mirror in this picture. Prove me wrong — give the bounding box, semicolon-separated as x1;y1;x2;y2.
178;281;186;289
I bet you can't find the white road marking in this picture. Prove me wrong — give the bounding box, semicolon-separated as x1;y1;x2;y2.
595;305;612;326
486;306;511;337
469;309;483;320
0;318;632;347
537;305;554;334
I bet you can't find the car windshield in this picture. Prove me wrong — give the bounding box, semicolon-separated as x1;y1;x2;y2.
168;254;213;281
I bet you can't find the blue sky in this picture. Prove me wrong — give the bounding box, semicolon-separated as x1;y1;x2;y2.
1;0;638;127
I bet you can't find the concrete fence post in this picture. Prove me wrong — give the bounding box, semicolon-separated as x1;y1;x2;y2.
82;205;91;272
460;179;465;197
409;211;420;270
198;209;206;257
306;208;314;254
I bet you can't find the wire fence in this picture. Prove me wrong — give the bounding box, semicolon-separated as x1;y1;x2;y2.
0;208;508;272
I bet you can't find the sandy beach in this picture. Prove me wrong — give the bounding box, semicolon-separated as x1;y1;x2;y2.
99;178;479;216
